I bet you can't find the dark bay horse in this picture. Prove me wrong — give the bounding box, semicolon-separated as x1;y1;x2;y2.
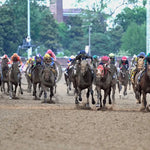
94;65;113;108
73;60;95;107
31;64;42;100
9;63;23;99
39;64;56;103
118;66;129;98
64;65;75;94
134;64;150;111
1;59;9;93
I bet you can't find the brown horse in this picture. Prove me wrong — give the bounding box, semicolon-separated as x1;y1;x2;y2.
73;60;95;107
9;63;23;99
94;65;113;108
31;64;42;100
1;58;9;94
64;65;75;94
117;66;129;98
39;64;56;103
134;64;150;111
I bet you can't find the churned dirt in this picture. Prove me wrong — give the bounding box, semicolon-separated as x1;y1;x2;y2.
0;74;150;150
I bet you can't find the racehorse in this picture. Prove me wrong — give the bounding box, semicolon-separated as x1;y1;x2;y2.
118;66;129;98
9;63;23;99
134;63;150;111
1;59;9;93
31;64;42;100
39;64;56;103
73;60;95;107
25;63;32;93
94;64;113;108
64;65;75;94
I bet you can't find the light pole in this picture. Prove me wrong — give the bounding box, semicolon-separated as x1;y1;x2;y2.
147;0;150;54
88;24;92;56
27;0;32;59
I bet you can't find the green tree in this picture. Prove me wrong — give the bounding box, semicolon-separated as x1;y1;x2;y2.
120;22;146;55
114;7;146;31
39;11;59;53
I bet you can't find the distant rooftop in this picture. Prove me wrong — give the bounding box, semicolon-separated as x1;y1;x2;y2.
63;8;82;16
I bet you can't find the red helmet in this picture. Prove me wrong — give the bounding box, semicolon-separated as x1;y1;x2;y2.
3;54;8;59
122;56;127;61
47;49;52;54
101;56;109;62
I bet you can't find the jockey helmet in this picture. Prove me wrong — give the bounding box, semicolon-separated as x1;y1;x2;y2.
44;53;51;59
3;54;8;59
36;54;42;58
122;56;127;61
79;50;86;55
47;49;52;54
70;55;75;59
101;56;109;62
109;53;115;58
13;53;18;57
133;54;137;58
93;55;98;59
138;52;145;58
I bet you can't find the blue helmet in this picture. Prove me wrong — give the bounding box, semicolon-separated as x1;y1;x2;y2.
79;50;86;55
138;52;145;58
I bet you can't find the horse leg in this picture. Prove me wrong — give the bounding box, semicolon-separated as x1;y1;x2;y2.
19;80;23;95
7;82;9;94
33;83;38;100
90;88;95;105
112;84;116;104
103;90;108;107
74;88;79;104
85;88;90;107
123;85;127;96
140;92;147;111
108;87;112;105
14;84;18;98
49;86;54;104
78;88;82;102
44;89;47;103
9;82;13;99
96;87;100;107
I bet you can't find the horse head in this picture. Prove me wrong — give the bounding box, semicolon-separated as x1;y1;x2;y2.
96;65;105;78
43;65;55;82
10;63;21;82
80;60;89;75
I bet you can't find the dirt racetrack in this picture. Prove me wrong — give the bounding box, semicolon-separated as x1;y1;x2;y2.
0;73;150;150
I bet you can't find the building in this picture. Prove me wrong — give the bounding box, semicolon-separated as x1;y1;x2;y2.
50;0;82;23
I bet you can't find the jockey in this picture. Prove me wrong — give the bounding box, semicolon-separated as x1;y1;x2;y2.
109;53;116;65
92;55;99;68
65;55;75;76
131;54;137;68
99;56;110;67
10;53;23;66
1;54;10;80
1;54;10;66
109;53;118;79
131;52;145;83
34;54;43;65
46;49;56;61
119;56;129;70
43;53;54;66
73;50;93;75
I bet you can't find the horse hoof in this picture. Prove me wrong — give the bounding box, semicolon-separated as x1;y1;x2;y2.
96;103;100;107
9;97;12;100
140;106;146;111
75;100;79;104
136;100;141;104
79;98;82;101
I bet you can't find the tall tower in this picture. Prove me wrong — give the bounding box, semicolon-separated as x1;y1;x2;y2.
50;0;63;22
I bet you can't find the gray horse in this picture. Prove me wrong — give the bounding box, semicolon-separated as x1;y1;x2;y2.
73;60;95;107
39;64;56;103
1;58;9;94
9;63;23;99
